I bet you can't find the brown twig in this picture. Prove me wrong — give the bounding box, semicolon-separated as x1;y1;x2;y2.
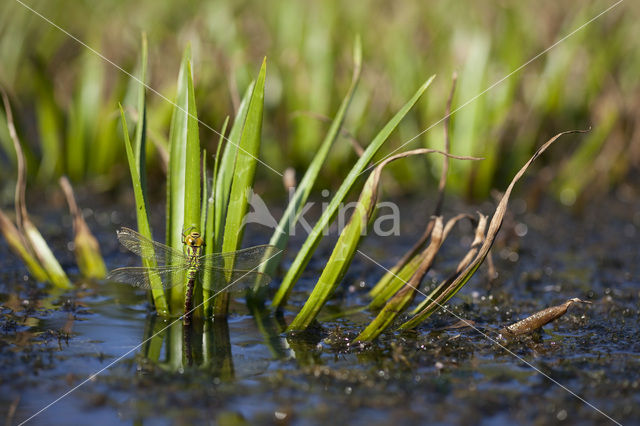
1;88;31;253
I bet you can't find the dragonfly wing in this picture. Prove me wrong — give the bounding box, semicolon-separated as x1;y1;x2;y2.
106;265;189;290
201;268;272;294
116;227;186;266
199;244;282;271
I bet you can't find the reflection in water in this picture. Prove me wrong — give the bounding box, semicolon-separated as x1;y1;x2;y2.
247;301;293;360
140;316;235;380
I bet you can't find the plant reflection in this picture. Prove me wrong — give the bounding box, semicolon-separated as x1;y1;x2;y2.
140;316;234;380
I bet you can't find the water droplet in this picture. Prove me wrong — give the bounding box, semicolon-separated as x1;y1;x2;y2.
514;223;528;237
556;409;568;421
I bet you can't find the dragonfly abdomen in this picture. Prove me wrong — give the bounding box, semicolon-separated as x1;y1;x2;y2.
184;257;201;323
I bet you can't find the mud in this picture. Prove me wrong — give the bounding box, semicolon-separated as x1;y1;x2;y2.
1;189;639;425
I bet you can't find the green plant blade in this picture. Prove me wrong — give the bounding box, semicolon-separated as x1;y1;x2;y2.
134;33;149;206
180;60;202;315
368;73;457;301
33;69;63;183
66;49;104;181
368;249;424;311
118;105;168;314
272;74;436;310
22;219;72;289
166;46;202;311
257;36;362;287
356;217;445;341
59;176;106;279
182;61;202;233
287;149;480;331
200;150;208;236
214;83;254;253
215;58;267;317
286;172;375;331
143;317;165;363
0;209;49;282
399;130;588;331
166;46;192;251
203;117;228;317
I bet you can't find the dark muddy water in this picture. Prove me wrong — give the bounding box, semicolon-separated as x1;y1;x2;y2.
1;189;639;425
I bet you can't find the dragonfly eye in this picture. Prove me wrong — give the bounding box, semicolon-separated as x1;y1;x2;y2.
185;233;204;247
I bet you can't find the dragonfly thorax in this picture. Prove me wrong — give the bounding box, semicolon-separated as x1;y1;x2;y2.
182;231;205;259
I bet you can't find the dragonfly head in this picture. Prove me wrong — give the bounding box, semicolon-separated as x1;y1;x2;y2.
182;226;205;248
184;231;205;248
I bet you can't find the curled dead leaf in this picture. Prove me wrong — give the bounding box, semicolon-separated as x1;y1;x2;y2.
500;298;592;337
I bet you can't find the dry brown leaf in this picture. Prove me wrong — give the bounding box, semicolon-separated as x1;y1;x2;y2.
500;298;592;337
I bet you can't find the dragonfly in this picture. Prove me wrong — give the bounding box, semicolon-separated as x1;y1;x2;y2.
106;227;280;324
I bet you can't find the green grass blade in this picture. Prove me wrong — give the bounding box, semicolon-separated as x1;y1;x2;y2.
88;92;121;177
33;71;62;183
203;117;228;317
134;33;149;205
180;60;202;315
66;50;104;181
287;149;479;331
448;33;490;194
216;58;266;317
22;219;72;289
182;61;202;233
59;176;106;279
119;105;169;314
166;46;192;250
368;251;423;311
0;112;14;169
369;74;456;301
272;75;436;310
257;36;362;286
0;209;49;282
200;150;208;235
143;317;165;362
214;83;254;253
287;169;375;331
166;47;204;311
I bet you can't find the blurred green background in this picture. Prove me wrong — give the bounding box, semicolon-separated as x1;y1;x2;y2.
1;0;638;203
